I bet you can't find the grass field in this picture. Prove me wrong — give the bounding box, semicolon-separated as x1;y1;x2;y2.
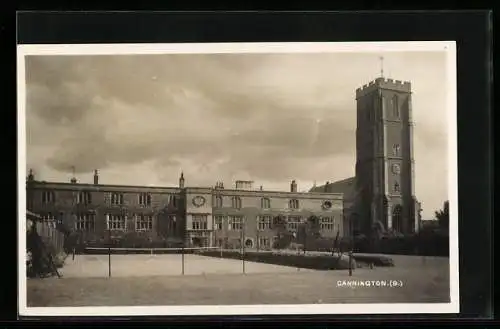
26;254;450;307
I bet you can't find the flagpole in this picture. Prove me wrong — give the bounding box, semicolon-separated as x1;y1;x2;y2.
106;214;111;278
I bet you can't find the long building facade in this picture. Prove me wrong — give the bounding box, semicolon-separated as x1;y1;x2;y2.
25;75;422;247
26;171;344;249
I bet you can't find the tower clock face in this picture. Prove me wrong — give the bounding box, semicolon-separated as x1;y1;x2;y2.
192;196;206;207
392;164;401;174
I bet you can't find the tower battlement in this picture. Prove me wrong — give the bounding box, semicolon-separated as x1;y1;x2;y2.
356;77;411;99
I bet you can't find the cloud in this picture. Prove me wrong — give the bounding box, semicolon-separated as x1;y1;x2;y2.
24;51;449;218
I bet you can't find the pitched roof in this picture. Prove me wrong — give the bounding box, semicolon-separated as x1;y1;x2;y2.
309;177;356;195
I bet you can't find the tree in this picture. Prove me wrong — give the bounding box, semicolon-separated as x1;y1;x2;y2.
435;201;449;230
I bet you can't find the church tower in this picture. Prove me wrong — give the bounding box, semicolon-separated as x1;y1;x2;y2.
354;75;420;235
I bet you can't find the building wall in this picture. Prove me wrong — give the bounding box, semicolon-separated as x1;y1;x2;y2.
26;180;345;248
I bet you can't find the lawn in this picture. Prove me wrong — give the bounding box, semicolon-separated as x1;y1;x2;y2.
26;254;450;307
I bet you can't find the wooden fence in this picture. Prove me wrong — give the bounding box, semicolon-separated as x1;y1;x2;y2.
35;222;65;253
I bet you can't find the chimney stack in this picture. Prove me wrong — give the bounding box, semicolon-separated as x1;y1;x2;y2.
179;172;185;188
290;180;297;192
94;169;99;185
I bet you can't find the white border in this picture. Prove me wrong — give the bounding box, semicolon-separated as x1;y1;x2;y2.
17;41;459;317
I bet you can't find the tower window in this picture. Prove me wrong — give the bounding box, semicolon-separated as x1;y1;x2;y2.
392;95;400;118
394;182;400;193
393;144;401;156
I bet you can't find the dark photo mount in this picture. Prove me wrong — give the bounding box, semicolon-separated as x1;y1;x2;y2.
11;10;493;324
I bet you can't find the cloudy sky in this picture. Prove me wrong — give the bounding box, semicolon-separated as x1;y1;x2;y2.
24;50;450;219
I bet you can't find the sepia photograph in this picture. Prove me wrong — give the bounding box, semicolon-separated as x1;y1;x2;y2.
18;42;458;316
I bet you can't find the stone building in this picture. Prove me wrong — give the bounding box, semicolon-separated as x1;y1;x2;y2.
25;75;422;247
26;170;343;248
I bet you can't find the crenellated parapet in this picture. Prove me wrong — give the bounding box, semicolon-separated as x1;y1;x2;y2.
356;77;412;99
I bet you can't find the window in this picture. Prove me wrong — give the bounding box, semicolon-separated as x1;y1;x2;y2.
214;195;223;208
41;190;55;204
107;214;126;230
394;182;400;193
320;216;335;231
261;198;271;209
289;199;299;209
135;214;153;231
232;196;242;209
166;215;177;233
228;216;243;230
75;213;95;231
258;215;272;230
214;215;224;230
392;95;399;118
110;193;124;205
192;215;208;230
287;216;302;231
393;144;401;156
138;193;152;206
77;191;92;205
168;194;177;207
41;213;56;228
258;237;270;249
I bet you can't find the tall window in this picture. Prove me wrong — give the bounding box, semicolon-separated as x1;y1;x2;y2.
258;215;271;230
192;215;208;230
75;213;95;231
138;193;152;206
289;199;299;209
320;217;335;231
392;95;399;118
394;182;400;193
168;194;177;207
393;144;401;156
108;214;126;230
287;216;302;231
228;216;243;230
214;215;224;230
77;191;92;205
110;193;124;205
261;198;271;209
41;213;56;228
41;191;55;204
258;237;270;249
232;196;242;209
167;215;177;233
214;195;223;208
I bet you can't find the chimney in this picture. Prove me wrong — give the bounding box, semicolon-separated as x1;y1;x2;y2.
70;177;78;184
179;172;185;188
93;169;99;185
290;180;297;192
27;169;34;182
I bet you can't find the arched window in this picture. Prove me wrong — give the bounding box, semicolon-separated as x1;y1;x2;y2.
215;195;223;208
289;199;299;209
232;196;242;209
392;205;403;233
261;197;271;209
